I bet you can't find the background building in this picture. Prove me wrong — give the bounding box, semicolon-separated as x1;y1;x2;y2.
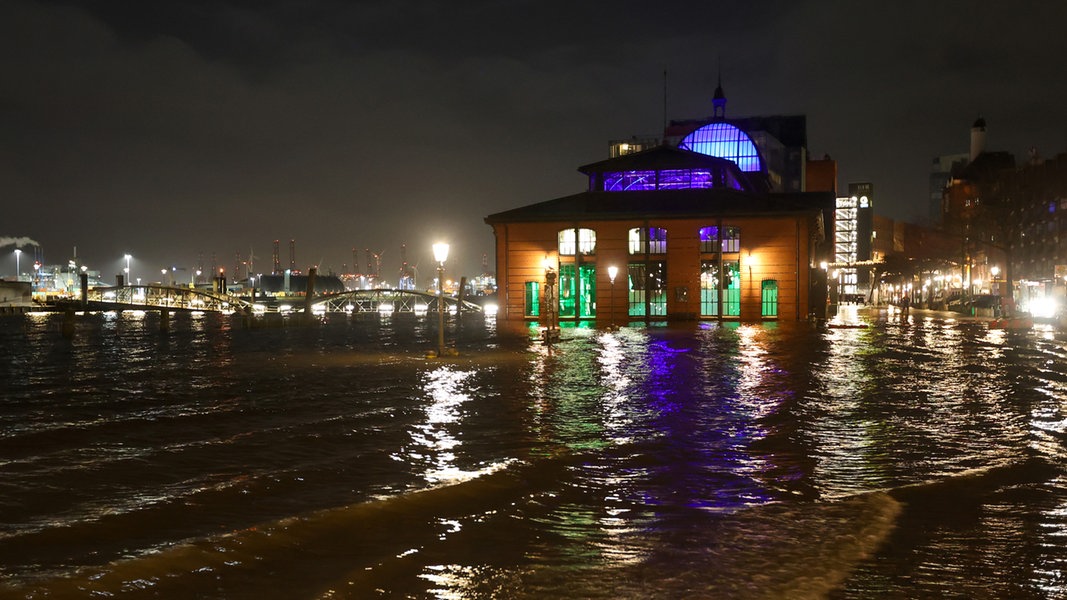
933;117;1067;315
831;183;876;301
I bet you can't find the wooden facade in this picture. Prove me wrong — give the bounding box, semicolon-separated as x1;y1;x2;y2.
486;146;835;324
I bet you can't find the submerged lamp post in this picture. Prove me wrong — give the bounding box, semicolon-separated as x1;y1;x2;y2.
542;256;559;344
607;265;619;326
433;242;450;357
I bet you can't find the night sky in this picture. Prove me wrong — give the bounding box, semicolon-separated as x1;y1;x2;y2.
4;0;1067;281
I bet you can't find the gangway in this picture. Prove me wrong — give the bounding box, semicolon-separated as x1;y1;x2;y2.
86;285;253;313
310;289;482;314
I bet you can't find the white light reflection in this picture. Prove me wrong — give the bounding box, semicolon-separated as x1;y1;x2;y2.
596;330;633;444
727;325;779;499
591;329;653;566
413;366;477;484
734;324;777;420
1031;369;1067;594
811;324;883;498
419;564;483;600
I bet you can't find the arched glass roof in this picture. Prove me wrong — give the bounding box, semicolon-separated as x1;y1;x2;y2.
678;122;763;172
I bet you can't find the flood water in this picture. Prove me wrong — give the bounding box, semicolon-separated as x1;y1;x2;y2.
1;307;1066;599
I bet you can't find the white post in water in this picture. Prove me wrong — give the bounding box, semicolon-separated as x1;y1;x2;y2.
607;265;619;326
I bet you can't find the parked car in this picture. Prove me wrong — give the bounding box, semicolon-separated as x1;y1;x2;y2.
948;294;1002;316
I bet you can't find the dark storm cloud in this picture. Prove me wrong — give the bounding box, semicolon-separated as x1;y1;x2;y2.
3;0;1067;278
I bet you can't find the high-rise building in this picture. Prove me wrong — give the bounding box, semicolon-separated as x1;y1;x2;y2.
833;183;875;300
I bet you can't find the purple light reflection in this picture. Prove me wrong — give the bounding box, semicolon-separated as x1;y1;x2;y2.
638;334;779;510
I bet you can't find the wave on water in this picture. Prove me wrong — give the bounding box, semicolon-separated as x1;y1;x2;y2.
885;456;1059;506
451;458;1058;600
3;450;1058;600
2;456;570;599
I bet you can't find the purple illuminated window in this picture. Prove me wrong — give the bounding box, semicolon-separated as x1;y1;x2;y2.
679;123;763;172
658;169;710;189
699;226;740;253
603;167;745;192
699;227;719;253
605;170;657;191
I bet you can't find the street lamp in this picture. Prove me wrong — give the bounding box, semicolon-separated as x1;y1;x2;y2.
433;242;450;357
607;265;619;326
124;254;131;286
14;248;21;281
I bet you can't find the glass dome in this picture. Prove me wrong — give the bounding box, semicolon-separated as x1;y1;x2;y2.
678;122;763;172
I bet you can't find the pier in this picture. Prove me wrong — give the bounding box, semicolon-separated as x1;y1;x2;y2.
70;285;484;315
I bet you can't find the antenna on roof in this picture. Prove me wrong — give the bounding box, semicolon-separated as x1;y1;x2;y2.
662;69;668;136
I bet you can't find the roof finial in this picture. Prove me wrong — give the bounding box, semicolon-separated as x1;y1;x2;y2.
712;61;726;120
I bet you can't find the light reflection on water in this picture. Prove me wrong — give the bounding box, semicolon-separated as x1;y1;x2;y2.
0;311;1065;598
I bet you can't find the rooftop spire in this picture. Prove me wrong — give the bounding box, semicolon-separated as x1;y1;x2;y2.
712;67;726;120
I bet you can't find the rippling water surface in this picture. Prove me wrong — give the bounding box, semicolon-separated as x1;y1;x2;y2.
1;307;1066;598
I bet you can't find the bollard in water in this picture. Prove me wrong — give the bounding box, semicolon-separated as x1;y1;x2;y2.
61;309;75;339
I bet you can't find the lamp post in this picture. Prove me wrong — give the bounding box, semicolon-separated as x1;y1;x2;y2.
607;265;619;326
14;248;21;281
124;254;131;286
542;256;558;344
433;242;450;357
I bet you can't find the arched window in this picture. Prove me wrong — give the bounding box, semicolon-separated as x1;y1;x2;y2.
629;227;667;255
722;226;740;253
558;228;596;256
699;226;741;253
699;226;719;253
